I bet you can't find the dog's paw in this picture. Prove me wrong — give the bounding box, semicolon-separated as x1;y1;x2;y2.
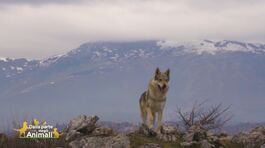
139;124;157;137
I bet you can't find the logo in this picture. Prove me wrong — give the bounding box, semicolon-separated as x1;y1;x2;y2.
13;119;60;139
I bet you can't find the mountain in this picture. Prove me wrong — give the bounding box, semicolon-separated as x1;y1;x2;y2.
1;40;265;127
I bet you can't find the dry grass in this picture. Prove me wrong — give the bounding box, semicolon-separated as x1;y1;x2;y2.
128;132;182;148
5;136;68;148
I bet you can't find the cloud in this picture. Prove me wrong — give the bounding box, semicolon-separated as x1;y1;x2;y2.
0;0;265;58
0;0;86;5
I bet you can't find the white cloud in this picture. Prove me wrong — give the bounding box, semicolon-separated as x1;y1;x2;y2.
0;0;265;58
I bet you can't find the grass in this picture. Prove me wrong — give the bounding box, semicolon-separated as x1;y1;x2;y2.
5;136;69;148
225;142;244;148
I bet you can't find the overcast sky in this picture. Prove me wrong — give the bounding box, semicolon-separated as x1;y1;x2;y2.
0;0;265;59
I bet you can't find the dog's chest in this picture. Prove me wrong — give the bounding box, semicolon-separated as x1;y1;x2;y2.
147;97;166;111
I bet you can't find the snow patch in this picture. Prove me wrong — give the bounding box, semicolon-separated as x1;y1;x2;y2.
16;67;23;71
40;54;63;67
110;54;119;62
0;57;7;62
137;49;150;58
94;51;101;57
103;47;112;53
157;40;265;54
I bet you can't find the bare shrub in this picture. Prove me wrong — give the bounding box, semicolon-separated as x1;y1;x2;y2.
177;100;233;131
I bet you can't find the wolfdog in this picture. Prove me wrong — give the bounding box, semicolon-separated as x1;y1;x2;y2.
139;68;170;132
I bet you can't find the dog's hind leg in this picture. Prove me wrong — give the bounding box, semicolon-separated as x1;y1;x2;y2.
140;106;147;124
139;92;148;125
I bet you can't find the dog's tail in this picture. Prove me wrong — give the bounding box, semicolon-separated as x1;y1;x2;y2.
13;128;20;132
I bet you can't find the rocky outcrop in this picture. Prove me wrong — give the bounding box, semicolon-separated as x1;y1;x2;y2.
69;134;129;148
232;125;265;148
65;115;99;134
157;125;179;142
137;124;180;142
63;115;130;148
64;115;99;142
183;125;207;143
180;124;231;148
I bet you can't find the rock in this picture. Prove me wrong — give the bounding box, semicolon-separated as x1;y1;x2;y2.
218;136;232;146
261;144;265;148
181;125;231;147
69;134;130;148
0;133;8;148
200;139;214;148
138;124;156;137
138;124;179;142
64;115;129;148
64;115;99;142
183;125;207;142
183;132;194;143
218;132;228;138
139;143;162;148
180;142;192;146
160;125;179;135
65;115;99;134
156;132;178;142
91;127;114;136
65;130;83;142
180;141;198;147
232;125;265;148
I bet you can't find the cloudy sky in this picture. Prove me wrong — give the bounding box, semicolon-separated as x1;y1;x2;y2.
0;0;265;59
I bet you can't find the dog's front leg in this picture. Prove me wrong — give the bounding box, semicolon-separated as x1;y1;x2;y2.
147;108;154;129
157;111;163;133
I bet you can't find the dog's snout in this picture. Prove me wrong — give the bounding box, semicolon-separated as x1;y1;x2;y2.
162;84;167;89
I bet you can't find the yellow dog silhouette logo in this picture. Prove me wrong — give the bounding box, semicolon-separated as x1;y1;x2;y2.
13;121;28;137
13;119;60;139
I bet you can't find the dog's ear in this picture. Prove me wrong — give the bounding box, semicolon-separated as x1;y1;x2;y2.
165;69;170;79
155;67;161;75
155;67;161;79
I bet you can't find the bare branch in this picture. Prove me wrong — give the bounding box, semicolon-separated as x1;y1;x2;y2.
177;100;232;131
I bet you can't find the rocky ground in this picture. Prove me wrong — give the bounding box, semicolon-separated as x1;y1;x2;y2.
1;115;265;148
60;115;265;148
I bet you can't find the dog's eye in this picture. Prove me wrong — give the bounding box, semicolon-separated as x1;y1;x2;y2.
159;79;162;81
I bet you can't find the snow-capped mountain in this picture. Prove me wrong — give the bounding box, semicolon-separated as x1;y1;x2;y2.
1;40;264;80
0;58;38;78
1;40;265;125
158;40;265;54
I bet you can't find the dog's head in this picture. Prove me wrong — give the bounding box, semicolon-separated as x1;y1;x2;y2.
22;121;28;127
153;68;170;93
